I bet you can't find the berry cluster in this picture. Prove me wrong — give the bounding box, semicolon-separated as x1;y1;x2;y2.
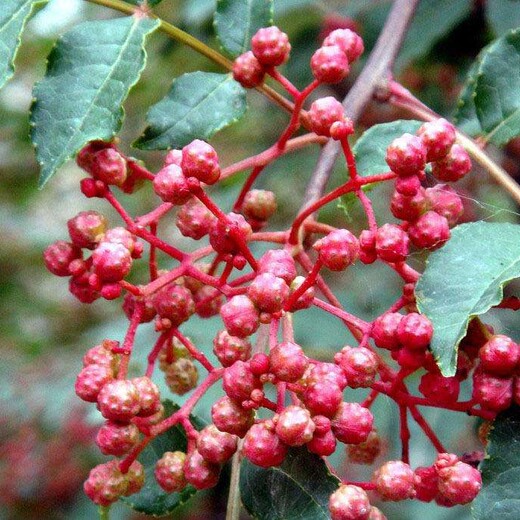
42;25;517;517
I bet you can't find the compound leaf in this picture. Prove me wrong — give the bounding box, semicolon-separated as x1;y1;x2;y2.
472;407;520;520
31;16;159;188
214;0;273;57
416;222;520;376
135;71;247;150
240;447;340;520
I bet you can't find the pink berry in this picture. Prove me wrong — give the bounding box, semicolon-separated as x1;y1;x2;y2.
164;357;199;395
242;421;288;468
390;187;427;222
209;212;252;256
323;28;364;62
414;466;439;502
385;133;427;176
247;273;290;313
275;405;315;446
89;147;128;186
392;346;426;370
408;211;450;250
153;163;192;205
43;240;82;276
220;295;260;338
307;429;337;456
222;360;260;403
103;227;140;257
154;451;187;493
211;396;255;437
303;380;343;417
197;425;238;464
251;26;291;66
395;174;422;196
67;210;108;249
347;429;381;465
258;249;297;284
329;484;371;520
69;275;100;303
233;51;265;88
331;402;373;444
176;198;217;239
397;313;433;350
84;460;127;506
425;184;464;226
419;372;460;405
308;97;345;137
83;340;117;369
270;341;308;382
92;241;132;282
132;376;161;416
432;144;471;182
311;45;350;83
478;334;520;376
124;460;145;496
314;229;360;271
306;362;348;389
123;293;157;323
164;149;182;166
288;275;316;310
96;421;139;456
371;312;403;350
373;460;415;501
181;139;220;184
375;223;409;262
335;346;379;388
152;283;195;327
358;229;377;264
417;118;456;162
194;285;223;318
184;449;221;490
249;352;270;375
472;367;513;412
77;140;111;172
75;364;113;402
368;507;387;520
213;330;251;367
97;379;141;422
242;189;277;221
437;461;482;505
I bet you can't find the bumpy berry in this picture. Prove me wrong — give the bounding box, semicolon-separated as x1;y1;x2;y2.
213;330;251;367
314;229;360;271
373;460;415;501
371;312;403;350
308;97;345;137
153;164;191;205
248;273;290;313
184;449;221;490
335;346;379;388
408;211;450;250
395;174;422;196
472;368;513;411
306;362;348;389
390;188;427;222
43;240;82;276
209;212;253;256
97;379;141;422
332;402;373;444
92;241;132;282
197;425;238;464
329;484;371;520
258;249;297;284
164;357;199;395
176;198;217;239
425;184;463;226
303;380;343;417
194;285;223;318
75;364;114;402
478;334;520;376
77;140;111;172
103;227;140;257
132;376;161;416
311;45;350;83
414;466;439;502
242;189;277;221
220;295;260;338
431;144;471;182
89;148;128;186
96;421;139;456
164;149;182;166
181;139;220;185
154;451;187;493
385;133;427;176
275;405;315;446
417;118;456;162
84;460;127;506
124;460;145;496
307;428;337;456
69;275;100;303
83;340;117;369
375;223;409;262
397;313;433;350
358;229;377;264
67;211;108;249
437;461;482;504
289;275;316;310
323;28;364;62
222;360;259;403
211;396;255;437
242;421;288;468
123;293;157;323
152;283;195;327
251;26;291;66
233;51;265;88
270;341;308;382
419;372;460;405
348;429;381;465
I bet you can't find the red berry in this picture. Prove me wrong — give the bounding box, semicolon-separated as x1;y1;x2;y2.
184;449;221;490
69;275;100;303
84;460;127;506
397;313;433;350
103;227;139;257
311;45;350;83
478;334;520;376
392;346;426;370
408;211;450;250
329;484;371;520
152;283;195;327
373;460;415;501
242;421;288;468
270;341;308;382
181;139;220;184
211;396;255;437
89;147;128;186
220;295;260;338
358;229;377;264
335;346;379;388
233;51;265;88
308;97;345;137
43;240;82;276
153;164;192;205
97;379;141;422
371;312;403;350
307;429;337;456
390;187;427;222
154;451;187;493
331;402;373;444
414;466;439;502
124;460;145;496
249;352;270;375
197;425;238;464
431;144;471;182
425;184;464;226
164;149;182;166
258;249;297;284
67;210;108;249
242;189;277;221
323;28;364;62
96;421;139;456
176;198;217;239
385;133;427;176
222;360;260;403
83;340;117;369
75;364;113;402
194;285;223;318
209;212;253;256
275;405;315;446
437;461;482;505
314;229;360;271
419;372;460;405
123;293;157;323
306;362;348;389
247;273;290;313
417;118;456;162
251;26;291;66
213;330;251;367
375;223;409;262
92;241;132;282
395;174;422;196
288;275;316;310
303;380;343;417
472;367;513;412
132;376;161;416
77;140;112;172
347;429;381;465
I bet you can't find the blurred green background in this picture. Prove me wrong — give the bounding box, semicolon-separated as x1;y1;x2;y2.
1;0;519;518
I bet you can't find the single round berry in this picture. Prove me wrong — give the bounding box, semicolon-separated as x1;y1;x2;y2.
213;330;251;367
84;460;127;506
153;164;191;205
335;346;379;388
233;51;265;88
270;341;308;382
96;421;139;456
373;460;415;501
348;429;381;465
103;227;139;256
408;211;450;250
152;283;195;328
164;149;182;166
222;360;260;403
307;429;337;456
390;188;428;222
419;372;460;405
437;461;482;505
181;139;220;184
92;241;132;282
75;364;114;403
209;212;253;256
251;26;291;66
329;484;371;520
193;285;223;318
155;451;187;493
83;340;117;369
397;313;433;350
331;402;374;444
431;144;471;182
124;460;145;496
69;275;100;303
414;466;439;502
242;421;288;468
306;362;348;389
395;174;422;196
184;449;221;490
417;118;456;162
313;229;360;271
176;198;217;240
303;380;343;417
371;313;403;350
123;293;157;323
311;45;350;83
385;133;427;176
77;140;111;172
132;376;161;416
211;396;255;437
247;273;290;313
67;211;108;250
43;240;82;276
472;368;513;412
478;334;520;376
258;249;297;284
425;184;464;227
242;189;277;222
308;97;345;137
323;28;364;62
89;147;128;186
275;405;315;446
97;379;141;422
220;295;260;338
197;425;238;464
164;357;199;395
375;223;410;263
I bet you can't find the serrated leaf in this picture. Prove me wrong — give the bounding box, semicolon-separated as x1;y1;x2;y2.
31;16;159;188
486;0;520;37
453;56;484;136
472;407;520;520
240;447;340;520
473;28;520;145
416;222;520;376
135;72;247;150
214;0;273;57
0;0;40;90
121;400;206;515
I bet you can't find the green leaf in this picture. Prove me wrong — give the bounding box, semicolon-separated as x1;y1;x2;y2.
214;0;273;57
486;0;520;36
121;400;206;515
473;28;520;145
416;222;520;376
0;0;41;90
472;406;520;520
240;447;340;520
135;72;247;150
31;16;159;188
453;56;484;136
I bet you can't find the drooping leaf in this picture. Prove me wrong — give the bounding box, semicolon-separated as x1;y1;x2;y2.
240;447;340;520
214;0;273;57
416;222;520;376
121;401;206;515
486;0;520;37
472;406;520;520
31;16;159;188
453;56;483;136
0;0;41;90
135;72;247;150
